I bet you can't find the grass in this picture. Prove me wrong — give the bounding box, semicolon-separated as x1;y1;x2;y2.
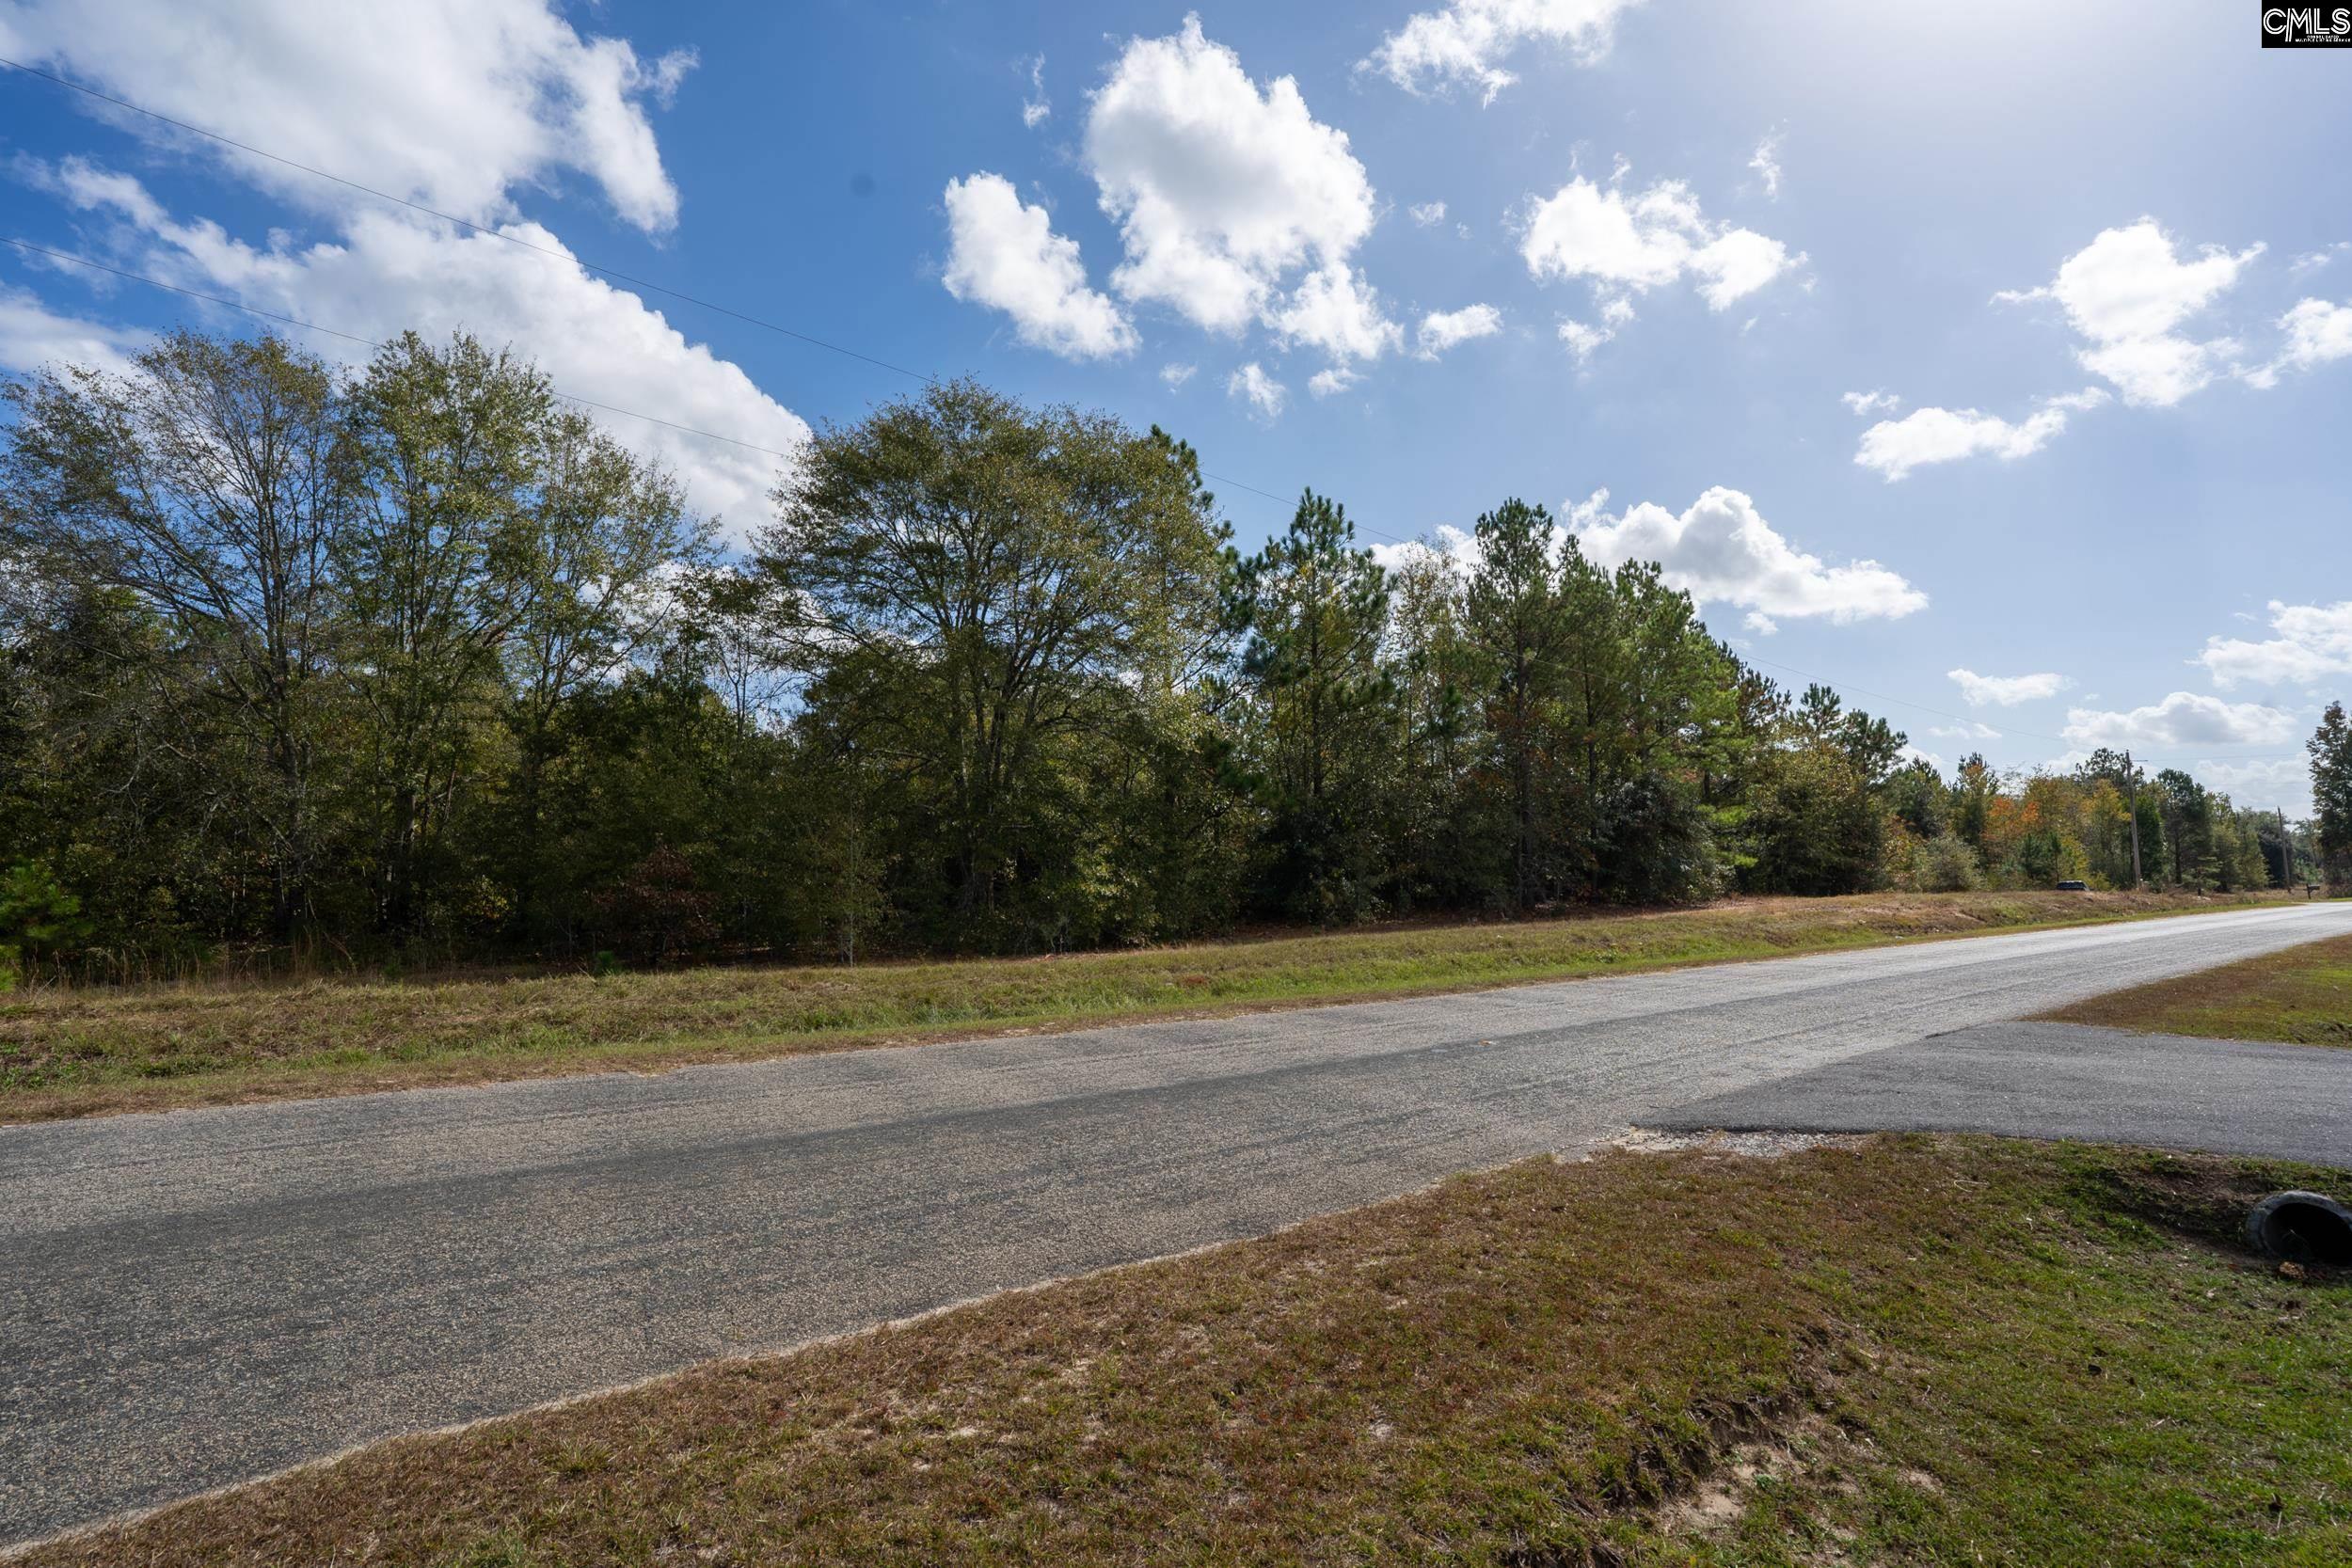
22;1134;2348;1566
2042;931;2352;1048
0;889;2294;1122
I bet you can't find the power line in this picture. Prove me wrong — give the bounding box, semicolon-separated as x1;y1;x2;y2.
1;59;2309;771
0;55;938;388
0;54;1326;530
7;240;2305;775
4;237;803;462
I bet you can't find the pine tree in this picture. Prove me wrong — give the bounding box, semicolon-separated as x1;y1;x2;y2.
1230;491;1396;925
2312;702;2352;889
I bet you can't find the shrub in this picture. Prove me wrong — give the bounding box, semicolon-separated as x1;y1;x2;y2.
1911;835;1986;893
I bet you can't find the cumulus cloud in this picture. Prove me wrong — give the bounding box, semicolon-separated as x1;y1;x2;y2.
2060;691;2299;749
1085;16;1394;367
1265;263;1403;360
0;0;695;231
1841;388;1899;416
1416;303;1502;357
1228;360;1287;419
1852;389;2106;481
2197;600;2352;689
1947;669;2069;707
1160;361;1198;388
1362;0;1646;103
1519;173;1799;333
0;1;824;543
32;166;808;535
1572;485;1927;625
940;173;1134;359
1997;219;2263;406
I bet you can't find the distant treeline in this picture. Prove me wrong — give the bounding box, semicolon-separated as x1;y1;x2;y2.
0;331;2339;984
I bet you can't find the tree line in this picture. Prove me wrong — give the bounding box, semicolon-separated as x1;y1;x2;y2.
0;331;2337;984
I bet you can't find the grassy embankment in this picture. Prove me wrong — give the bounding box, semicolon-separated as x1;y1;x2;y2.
24;1134;2348;1567
0;889;2296;1121
2043;930;2352;1047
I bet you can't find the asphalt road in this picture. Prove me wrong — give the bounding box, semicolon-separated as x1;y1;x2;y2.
1655;1019;2352;1166
7;900;2351;1544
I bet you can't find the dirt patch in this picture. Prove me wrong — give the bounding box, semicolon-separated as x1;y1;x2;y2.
1604;1127;1876;1159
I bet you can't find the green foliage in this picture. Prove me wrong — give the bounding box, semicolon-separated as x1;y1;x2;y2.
2313;701;2352;888
1741;742;1893;895
0;861;89;986
1909;833;1986;892
753;381;1232;950
0;331;2299;977
1230;490;1396;926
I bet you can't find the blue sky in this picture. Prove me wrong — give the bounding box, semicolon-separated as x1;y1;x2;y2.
3;0;2346;809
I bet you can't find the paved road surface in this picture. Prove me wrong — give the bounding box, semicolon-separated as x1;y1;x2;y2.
1655;1019;2352;1166
7;900;2351;1544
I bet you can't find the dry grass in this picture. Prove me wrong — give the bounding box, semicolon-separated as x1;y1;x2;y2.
0;889;2289;1122
21;1135;2348;1567
2042;930;2352;1047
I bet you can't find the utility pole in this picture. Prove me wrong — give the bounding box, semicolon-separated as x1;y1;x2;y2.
2126;750;2143;889
2280;808;2296;892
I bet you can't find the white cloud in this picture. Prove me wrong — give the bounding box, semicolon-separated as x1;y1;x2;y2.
1265;263;1403;360
1416;303;1502;358
1519;173;1798;326
0;282;151;378
1997;219;2264;406
0;0;695;232
1947;669;2069;707
1557;319;1613;359
2197;600;2352;689
1160;361;1198;388
2192;755;2312;816
1366;529;1475;575
1852;389;2106;481
2061;691;2299;749
1927;721;2005;742
1086;16;1393;366
1840;388;1899;416
1307;366;1359;398
1021;55;1051;127
1748;132;1784;199
1409;200;1449;227
1743;610;1779;636
38;168;807;535
1573;485;1927;625
2291;244;2348;275
940;173;1135;359
1228;360;1287;419
1363;0;1646;103
2264;297;2352;379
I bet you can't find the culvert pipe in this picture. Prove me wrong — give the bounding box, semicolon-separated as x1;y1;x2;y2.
2246;1190;2352;1267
